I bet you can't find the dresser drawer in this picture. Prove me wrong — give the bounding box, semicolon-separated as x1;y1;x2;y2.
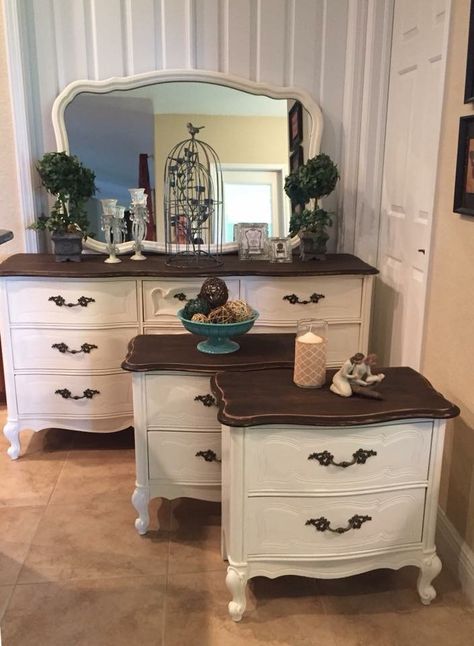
15;373;132;417
145;373;219;429
143;278;240;325
11;327;138;371
246;488;426;557
148;430;221;483
245;422;433;492
6;278;138;325
240;276;362;323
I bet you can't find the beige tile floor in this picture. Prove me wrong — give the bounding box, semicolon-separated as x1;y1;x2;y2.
0;408;473;646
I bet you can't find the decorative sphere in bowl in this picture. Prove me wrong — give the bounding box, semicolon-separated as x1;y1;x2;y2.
177;308;259;354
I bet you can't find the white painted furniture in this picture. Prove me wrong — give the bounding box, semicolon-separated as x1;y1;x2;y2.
211;367;459;621
0;253;376;459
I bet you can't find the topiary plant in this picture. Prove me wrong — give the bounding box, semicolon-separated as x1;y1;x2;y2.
284;153;339;255
31;152;96;236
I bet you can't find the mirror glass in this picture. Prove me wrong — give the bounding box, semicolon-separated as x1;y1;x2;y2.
63;81;311;247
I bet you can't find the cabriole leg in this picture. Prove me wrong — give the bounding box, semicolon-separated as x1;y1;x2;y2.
417;554;442;605
4;420;21;460
226;566;248;621
132;485;150;535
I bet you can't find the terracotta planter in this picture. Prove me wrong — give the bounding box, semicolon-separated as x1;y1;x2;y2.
51;232;84;262
298;232;327;262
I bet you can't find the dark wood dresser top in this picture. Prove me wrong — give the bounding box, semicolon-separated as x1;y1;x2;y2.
211;367;460;427
0;252;378;278
122;333;295;373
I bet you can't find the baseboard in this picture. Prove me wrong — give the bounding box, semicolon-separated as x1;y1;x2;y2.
437;506;474;604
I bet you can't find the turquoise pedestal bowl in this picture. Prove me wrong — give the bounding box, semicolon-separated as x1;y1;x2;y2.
177;308;259;354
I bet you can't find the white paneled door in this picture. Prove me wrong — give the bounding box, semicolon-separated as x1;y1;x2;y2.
374;0;450;369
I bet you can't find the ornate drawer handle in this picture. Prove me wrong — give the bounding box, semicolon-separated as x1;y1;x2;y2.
194;394;217;407
308;448;377;468
55;388;100;400
282;293;325;305
195;449;221;463
52;342;98;355
306;514;372;534
49;295;95;308
173;292;188;302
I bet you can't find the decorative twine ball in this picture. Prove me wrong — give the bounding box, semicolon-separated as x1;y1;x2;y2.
191;313;209;323
226;299;253;322
199;277;229;308
208;304;236;324
183;296;211;320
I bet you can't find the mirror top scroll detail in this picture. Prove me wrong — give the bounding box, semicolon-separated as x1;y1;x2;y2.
52;70;323;254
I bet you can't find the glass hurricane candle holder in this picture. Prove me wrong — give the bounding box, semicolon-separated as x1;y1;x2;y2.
128;188;149;261
100;199;121;264
293;319;328;388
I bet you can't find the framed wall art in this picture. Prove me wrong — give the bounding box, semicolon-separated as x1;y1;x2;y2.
453;115;474;216
288;101;303;151
289;145;304;173
465;0;474;103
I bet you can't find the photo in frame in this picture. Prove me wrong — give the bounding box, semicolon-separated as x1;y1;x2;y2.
465;0;474;103
453;115;474;216
235;223;269;260
268;237;293;263
288;101;303;151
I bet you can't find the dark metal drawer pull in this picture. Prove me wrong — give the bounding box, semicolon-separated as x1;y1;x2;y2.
52;342;98;355
194;394;217;407
49;295;95;308
308;448;377;468
306;514;372;534
55;388;100;400
173;292;188;302
283;292;325;305
195;449;221;463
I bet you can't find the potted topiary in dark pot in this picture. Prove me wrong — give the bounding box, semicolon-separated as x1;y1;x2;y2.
30;152;96;262
284;153;339;261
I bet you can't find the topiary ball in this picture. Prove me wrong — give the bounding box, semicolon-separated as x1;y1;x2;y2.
182;296;211;320
199;277;228;308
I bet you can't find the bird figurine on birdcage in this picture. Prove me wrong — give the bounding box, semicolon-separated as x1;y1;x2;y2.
164;123;223;268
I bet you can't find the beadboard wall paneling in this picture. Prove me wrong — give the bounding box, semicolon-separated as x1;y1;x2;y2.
7;0;393;259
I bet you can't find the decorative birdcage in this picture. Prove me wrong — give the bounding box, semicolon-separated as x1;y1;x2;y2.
164;123;223;268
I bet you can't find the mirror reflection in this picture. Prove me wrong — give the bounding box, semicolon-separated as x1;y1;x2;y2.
64;82;309;244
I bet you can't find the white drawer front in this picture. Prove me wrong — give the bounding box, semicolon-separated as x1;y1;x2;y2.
241;276;362;323
148;431;221;483
11;327;138;371
145;374;219;429
246;489;426;556
246;423;433;492
143;278;240;325
7;279;138;325
15;373;132;417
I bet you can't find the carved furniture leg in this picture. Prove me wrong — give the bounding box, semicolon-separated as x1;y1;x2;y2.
132;485;150;535
4;421;21;460
226;566;248;621
417;554;442;605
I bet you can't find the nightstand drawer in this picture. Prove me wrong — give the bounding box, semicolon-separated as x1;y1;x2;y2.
15;372;132;417
245;422;433;492
240;276;362;323
246;488;425;557
7;278;138;325
148;430;221;483
143;278;240;325
11;327;138;371
145;373;219;429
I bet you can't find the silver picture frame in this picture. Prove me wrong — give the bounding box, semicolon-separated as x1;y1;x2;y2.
235;223;269;260
268;236;293;263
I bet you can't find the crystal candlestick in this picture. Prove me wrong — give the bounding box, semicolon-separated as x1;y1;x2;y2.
100;199;121;264
128;188;149;261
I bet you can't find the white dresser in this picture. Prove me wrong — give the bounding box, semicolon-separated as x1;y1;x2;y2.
0;253;376;459
211;367;459;621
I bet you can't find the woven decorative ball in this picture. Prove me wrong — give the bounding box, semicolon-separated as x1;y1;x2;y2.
226;299;253;322
199;277;229;308
191;313;209;323
183;296;211;320
208;304;236;324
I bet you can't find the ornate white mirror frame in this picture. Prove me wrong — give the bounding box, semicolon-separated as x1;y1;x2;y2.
52;69;323;255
